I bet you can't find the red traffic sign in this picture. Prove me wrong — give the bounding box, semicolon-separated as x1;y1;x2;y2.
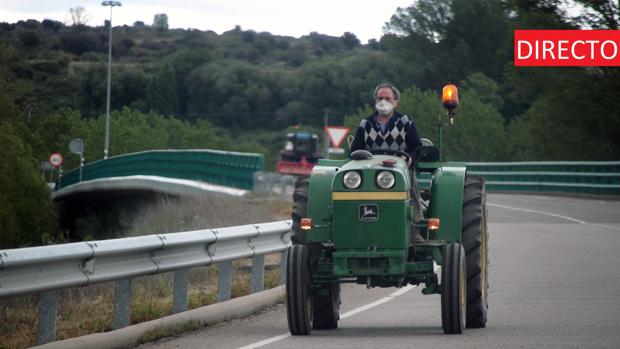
49;153;64;168
325;126;350;148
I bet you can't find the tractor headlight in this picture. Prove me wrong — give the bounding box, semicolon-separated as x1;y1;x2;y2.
343;171;362;189
376;171;395;189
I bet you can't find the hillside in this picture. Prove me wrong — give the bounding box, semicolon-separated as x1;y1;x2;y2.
0;1;618;248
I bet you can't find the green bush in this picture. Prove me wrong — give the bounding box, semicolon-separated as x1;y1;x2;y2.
0;122;58;248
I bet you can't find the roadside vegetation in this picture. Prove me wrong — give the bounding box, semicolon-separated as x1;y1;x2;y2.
0;0;618;250
0;194;290;348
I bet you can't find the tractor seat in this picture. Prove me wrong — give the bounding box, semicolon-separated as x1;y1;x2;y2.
350;149;373;160
415;146;439;162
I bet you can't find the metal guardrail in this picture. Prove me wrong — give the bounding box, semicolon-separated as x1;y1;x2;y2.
0;221;292;345
58;149;265;191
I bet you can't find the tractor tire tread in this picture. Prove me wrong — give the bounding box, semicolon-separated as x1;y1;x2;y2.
312;283;340;329
461;175;489;329
441;242;466;334
286;245;312;335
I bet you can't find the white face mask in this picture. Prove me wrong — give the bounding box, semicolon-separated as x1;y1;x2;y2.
375;100;395;116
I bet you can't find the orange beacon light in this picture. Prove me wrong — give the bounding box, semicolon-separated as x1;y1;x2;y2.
442;83;459;113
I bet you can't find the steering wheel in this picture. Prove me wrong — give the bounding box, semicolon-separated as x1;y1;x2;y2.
369;149;411;165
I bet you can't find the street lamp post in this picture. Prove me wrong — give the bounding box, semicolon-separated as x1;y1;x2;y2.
101;1;122;160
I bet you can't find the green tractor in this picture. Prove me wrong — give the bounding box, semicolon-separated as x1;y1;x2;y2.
285;84;489;335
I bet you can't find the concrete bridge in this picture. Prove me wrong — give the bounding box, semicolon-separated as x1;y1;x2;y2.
52;149;264;233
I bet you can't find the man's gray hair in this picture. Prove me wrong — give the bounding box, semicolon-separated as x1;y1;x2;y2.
373;83;401;101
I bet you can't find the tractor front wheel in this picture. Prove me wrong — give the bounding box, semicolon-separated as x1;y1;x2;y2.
286;244;313;335
441;242;466;334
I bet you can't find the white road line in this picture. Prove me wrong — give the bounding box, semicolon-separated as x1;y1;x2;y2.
237;334;291;349
339;297;393;319
488;202;620;231
488;202;587;223
389;284;417;297
237;285;416;349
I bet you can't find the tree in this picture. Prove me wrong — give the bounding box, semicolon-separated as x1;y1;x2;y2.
111;67;149;110
59;31;100;55
0;120;58;248
507;70;620;160
341;32;360;49
295;51;417;125
147;63;179;116
461;73;503;111
571;0;619;29
385;0;452;42
42;19;63;32
26;109;87;169
164;48;213;118
66;7;91;26
19;30;39;48
77;64;107;117
441;0;512;82
504;0;573;29
153;13;169;31
185;60;291;128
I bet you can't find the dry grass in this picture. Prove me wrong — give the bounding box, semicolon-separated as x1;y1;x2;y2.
123;194;291;237
0;295;37;349
0;194;291;348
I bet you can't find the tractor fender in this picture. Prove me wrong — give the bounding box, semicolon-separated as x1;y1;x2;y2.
427;165;466;242
306;164;341;243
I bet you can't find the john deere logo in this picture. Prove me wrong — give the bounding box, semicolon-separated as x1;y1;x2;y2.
359;204;378;221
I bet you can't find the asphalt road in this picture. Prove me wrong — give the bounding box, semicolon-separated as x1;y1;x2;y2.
139;193;620;349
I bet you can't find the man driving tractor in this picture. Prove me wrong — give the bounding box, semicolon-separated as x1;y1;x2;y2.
350;82;423;166
350;82;425;229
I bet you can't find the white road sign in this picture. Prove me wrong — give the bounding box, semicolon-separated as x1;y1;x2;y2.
325;126;350;148
49;153;64;168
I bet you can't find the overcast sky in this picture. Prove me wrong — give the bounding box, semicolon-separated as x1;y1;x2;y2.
0;0;414;43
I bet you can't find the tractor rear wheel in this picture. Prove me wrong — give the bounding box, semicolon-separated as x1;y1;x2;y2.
312;283;340;329
286;244;313;335
462;176;489;328
291;177;309;244
441;242;466;334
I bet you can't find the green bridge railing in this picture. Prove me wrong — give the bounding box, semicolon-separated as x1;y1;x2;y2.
420;161;620;195
59;154;619;196
467;161;620;194
57;149;265;191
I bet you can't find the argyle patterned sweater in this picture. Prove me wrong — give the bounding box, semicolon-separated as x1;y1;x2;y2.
350;111;422;157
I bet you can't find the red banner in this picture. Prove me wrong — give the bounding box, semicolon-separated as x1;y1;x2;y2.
514;30;620;66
